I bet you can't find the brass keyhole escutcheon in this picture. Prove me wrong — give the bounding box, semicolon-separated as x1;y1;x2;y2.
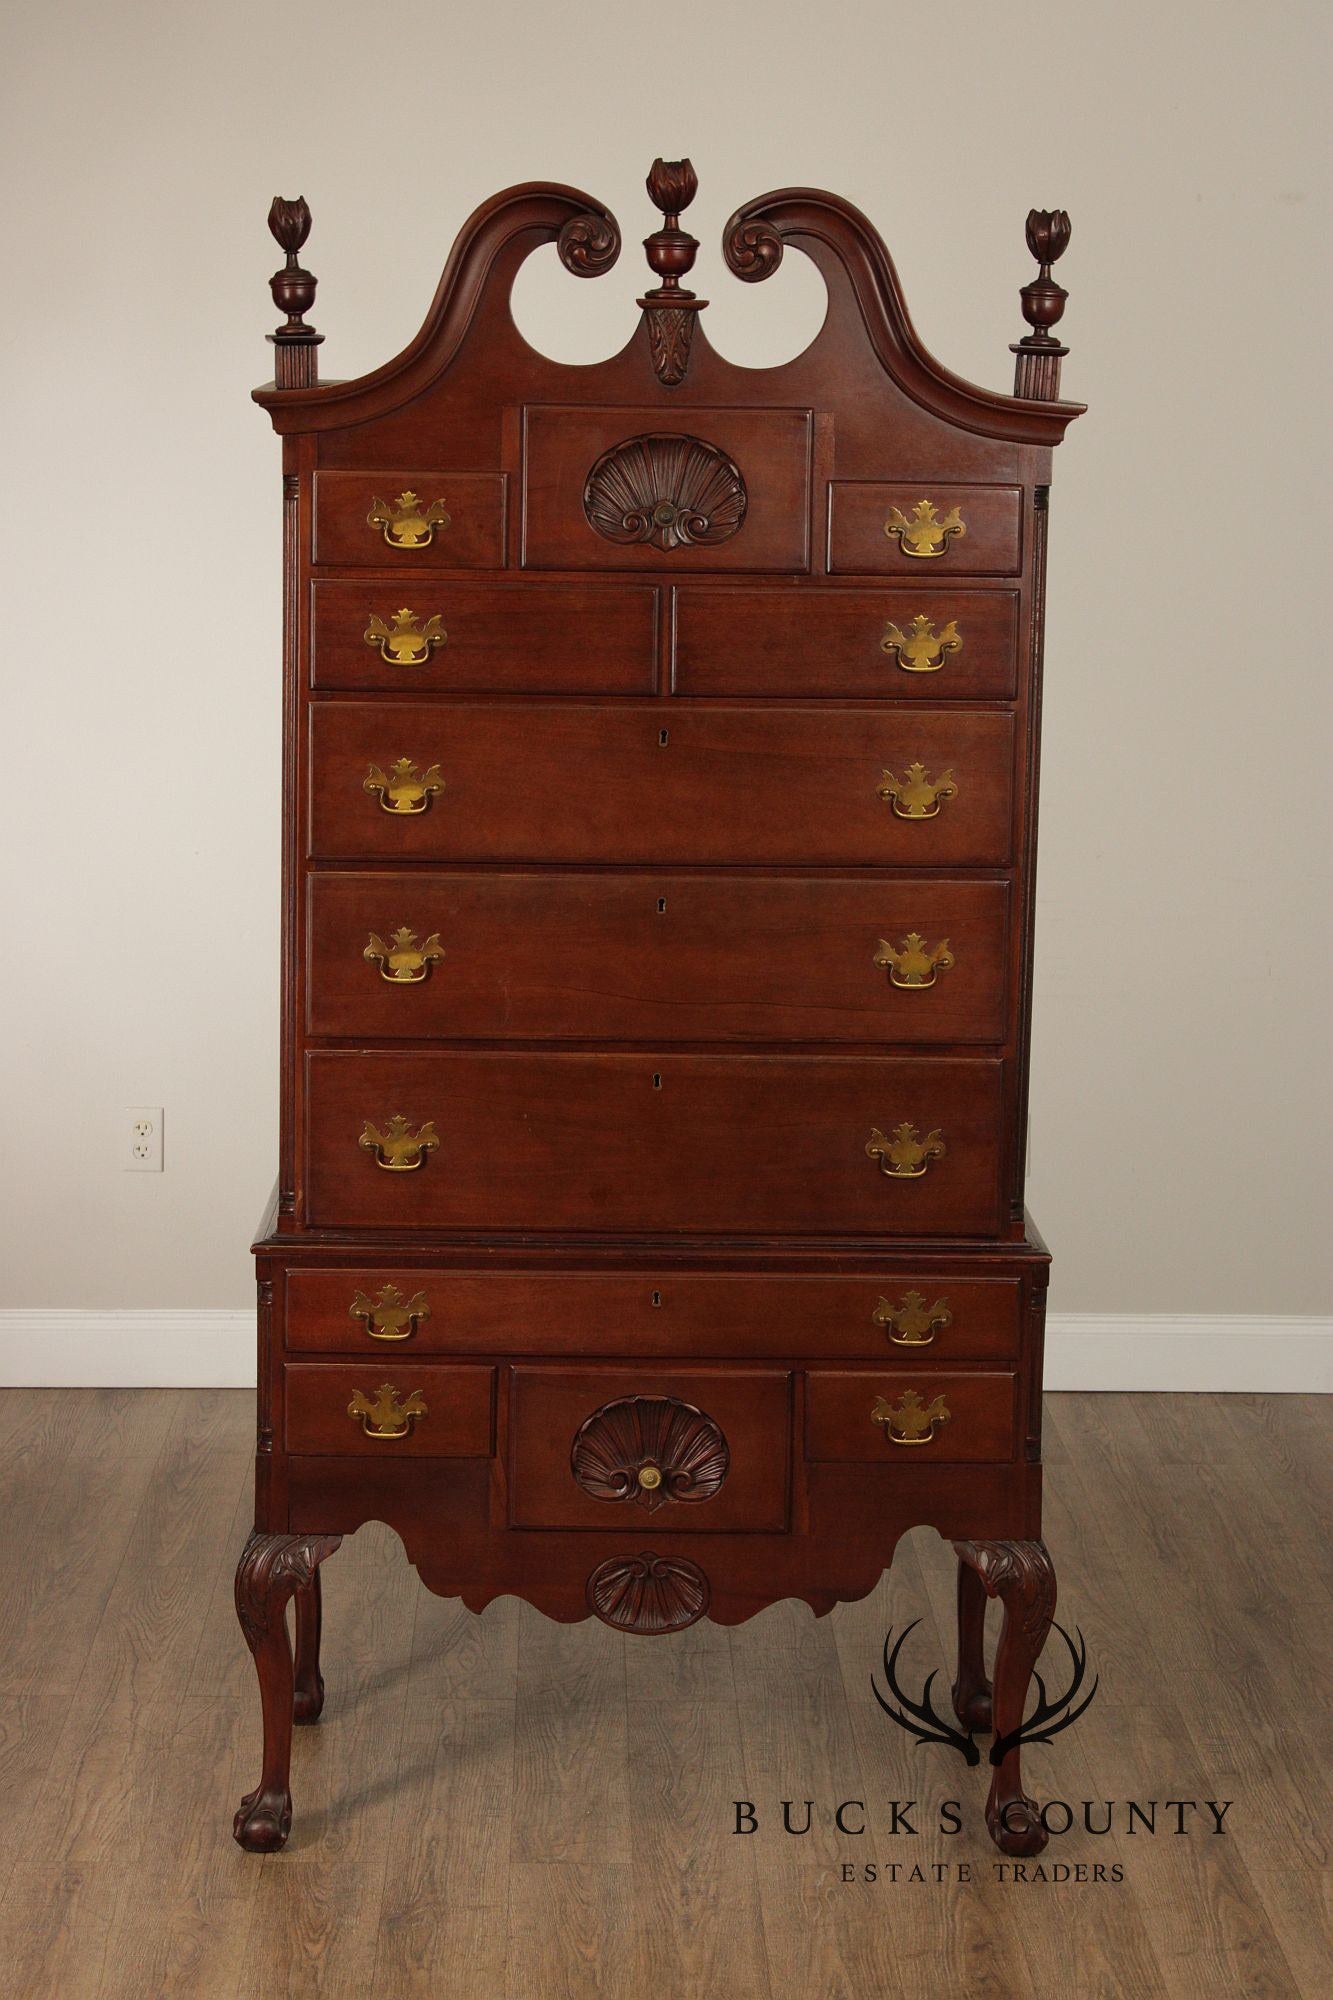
638;1464;663;1491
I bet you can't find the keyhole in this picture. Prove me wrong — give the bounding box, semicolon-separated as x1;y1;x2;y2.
656;896;667;914
658;727;669;747
651;1290;663;1308
652;1073;662;1090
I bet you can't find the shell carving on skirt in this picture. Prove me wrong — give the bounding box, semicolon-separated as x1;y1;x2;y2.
583;433;748;551
586;1552;711;1633
570;1394;730;1510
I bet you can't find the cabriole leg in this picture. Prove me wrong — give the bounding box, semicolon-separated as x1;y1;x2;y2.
952;1552;992;1731
292;1567;326;1724
953;1539;1056;1857
233;1529;342;1853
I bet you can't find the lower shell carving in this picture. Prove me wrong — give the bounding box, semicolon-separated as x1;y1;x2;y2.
571;1394;729;1511
587;1552;711;1634
583;433;747;551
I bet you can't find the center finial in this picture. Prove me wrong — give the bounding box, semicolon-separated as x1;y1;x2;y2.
639;157;708;385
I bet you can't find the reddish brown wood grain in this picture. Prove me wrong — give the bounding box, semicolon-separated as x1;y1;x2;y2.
309;702;1017;866
828;483;1023;576
673;585;1019;699
804;1369;1017;1463
284;1362;494;1457
305;871;1011;1044
313;470;506;566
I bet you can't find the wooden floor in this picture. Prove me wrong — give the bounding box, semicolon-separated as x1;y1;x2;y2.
0;1392;1327;1998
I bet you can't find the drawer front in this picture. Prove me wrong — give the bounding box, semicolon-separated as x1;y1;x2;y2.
313;470;506;568
508;1366;791;1531
522;406;811;572
303;1051;1005;1235
674;587;1019;699
284;1361;494;1457
286;1270;1023;1362
309;703;1015;866
311;579;659;695
828;484;1023;577
805;1369;1017;1463
307;871;1010;1044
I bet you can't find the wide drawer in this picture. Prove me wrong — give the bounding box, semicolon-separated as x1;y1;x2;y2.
673;587;1019;698
507;1365;791;1531
313;470;506;568
311;579;659;694
828;484;1023;577
306;871;1010;1044
285;1270;1023;1362
805;1368;1017;1462
309;703;1015;866
284;1361;494;1457
303;1051;1005;1235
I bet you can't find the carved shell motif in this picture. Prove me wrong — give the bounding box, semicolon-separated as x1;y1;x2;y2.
587;1552;710;1634
570;1395;729;1511
583;433;747;551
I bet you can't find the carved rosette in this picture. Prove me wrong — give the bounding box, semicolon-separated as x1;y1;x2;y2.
571;1395;729;1512
556;208;621;277
587;1552;710;1634
583;434;747;552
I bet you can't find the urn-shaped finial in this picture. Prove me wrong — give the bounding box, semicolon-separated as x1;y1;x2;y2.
1024;208;1071;268
1012;206;1072;400
265;194;322;387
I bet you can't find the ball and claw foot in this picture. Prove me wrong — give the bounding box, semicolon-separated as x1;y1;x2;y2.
292;1671;325;1725
990;1792;1048;1857
233;1785;293;1853
952;1681;993;1733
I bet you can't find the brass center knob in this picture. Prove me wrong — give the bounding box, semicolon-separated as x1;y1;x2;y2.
637;1464;663;1491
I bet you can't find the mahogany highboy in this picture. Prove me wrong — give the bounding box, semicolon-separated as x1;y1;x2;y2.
236;166;1082;1855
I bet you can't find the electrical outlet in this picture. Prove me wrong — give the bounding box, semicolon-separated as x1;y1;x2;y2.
126;1107;164;1172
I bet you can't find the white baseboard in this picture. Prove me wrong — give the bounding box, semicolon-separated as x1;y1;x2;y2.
0;1309;1328;1392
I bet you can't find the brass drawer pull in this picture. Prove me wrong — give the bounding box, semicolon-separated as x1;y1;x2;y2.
872;1388;951;1445
876;762;957;820
363;758;445;815
866;1122;946;1179
347;1381;427;1439
349;1283;431;1341
874;932;955;989
873;1291;952;1346
884;499;966;559
364;607;447;665
881;613;961;673
358;1114;440;1172
364;927;444;984
367;490;450;550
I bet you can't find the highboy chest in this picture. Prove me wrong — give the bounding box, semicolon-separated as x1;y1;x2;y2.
236;160;1082;1856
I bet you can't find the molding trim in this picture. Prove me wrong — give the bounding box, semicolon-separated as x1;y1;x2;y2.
0;1310;1328;1393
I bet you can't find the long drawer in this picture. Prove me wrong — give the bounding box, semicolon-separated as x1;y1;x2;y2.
674;586;1019;699
311;579;659;694
507;1366;791;1532
303;1050;1005;1234
306;871;1010;1043
308;703;1016;866
285;1269;1023;1361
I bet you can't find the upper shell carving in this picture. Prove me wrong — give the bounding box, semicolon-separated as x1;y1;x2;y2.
583;434;747;552
571;1394;730;1511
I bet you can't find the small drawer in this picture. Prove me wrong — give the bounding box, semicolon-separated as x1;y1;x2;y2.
284;1271;1023;1362
311;579;658;694
284;1362;494;1457
305;871;1010;1044
313;470;505;568
508;1366;791;1531
805;1369;1017;1463
522;406;812;572
674;587;1019;699
829;485;1023;577
309;702;1016;867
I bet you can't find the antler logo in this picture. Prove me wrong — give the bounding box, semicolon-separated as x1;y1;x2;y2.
871;1620;1098;1766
